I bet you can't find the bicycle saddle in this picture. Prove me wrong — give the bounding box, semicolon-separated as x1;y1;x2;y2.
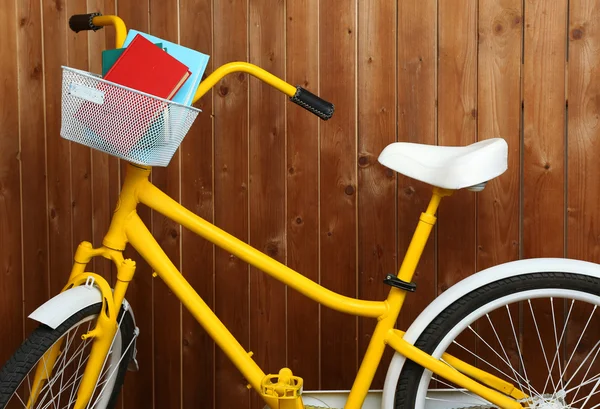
377;138;508;190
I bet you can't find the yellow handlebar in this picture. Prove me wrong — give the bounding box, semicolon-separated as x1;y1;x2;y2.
192;62;297;103
91;15;127;49
89;15;297;104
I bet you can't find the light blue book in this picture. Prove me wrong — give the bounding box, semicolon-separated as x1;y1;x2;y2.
123;30;210;106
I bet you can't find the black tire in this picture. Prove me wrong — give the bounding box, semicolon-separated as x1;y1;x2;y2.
394;272;600;409
0;303;135;409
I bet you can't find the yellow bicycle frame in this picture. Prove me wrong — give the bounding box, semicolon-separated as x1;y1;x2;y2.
36;14;528;409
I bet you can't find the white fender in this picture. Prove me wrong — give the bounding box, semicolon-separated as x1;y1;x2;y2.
381;257;600;408
28;285;136;331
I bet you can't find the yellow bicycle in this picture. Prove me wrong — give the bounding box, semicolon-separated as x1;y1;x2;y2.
1;13;600;409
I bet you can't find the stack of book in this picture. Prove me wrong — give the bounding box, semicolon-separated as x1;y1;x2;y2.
76;30;209;159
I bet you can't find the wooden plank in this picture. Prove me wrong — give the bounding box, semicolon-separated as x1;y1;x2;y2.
114;2;155;408
566;0;600;404
87;0;118;280
357;0;396;389
396;0;437;333
66;0;93;269
522;0;567;393
436;0;478;367
17;0;50;335
179;0;214;407
319;0;357;390
475;0;522;380
42;0;73;298
248;1;286;408
286;0;320;390
213;0;251;406
0;0;23;364
147;2;182;408
567;0;600;265
396;1;439;384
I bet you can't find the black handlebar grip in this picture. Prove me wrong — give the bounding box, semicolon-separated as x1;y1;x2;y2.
69;13;103;33
290;87;334;120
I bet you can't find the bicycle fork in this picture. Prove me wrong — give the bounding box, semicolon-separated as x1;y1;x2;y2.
28;242;135;409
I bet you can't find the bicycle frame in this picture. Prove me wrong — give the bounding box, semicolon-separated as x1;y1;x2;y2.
34;14;527;409
58;164;523;409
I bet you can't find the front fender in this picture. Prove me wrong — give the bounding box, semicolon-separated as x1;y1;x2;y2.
29;283;136;330
381;257;600;408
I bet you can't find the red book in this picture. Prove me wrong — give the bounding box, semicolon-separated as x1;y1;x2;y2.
104;34;190;99
74;34;191;158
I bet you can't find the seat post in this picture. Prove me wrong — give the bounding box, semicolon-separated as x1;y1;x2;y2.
384;187;453;320
398;186;453;283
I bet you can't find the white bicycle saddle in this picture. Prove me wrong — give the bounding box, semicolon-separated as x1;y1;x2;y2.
378;138;508;190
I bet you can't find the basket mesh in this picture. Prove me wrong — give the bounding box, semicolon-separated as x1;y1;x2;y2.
60;66;200;167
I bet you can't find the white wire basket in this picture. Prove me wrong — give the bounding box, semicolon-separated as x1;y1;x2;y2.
60;66;201;167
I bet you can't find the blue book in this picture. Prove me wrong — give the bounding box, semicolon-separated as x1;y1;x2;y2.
123;30;210;106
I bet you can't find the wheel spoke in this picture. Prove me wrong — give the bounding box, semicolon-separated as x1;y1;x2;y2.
432;373;489;405
475;317;530;397
527;299;556;392
450;339;541;397
505;304;535;398
561;305;597;383
564;341;600;392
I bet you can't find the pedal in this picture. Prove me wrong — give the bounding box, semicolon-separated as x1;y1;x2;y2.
261;368;304;409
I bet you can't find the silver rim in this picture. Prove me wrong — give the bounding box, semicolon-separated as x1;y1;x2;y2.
6;313;127;409
413;289;600;409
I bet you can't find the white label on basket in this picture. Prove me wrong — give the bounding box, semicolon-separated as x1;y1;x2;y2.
69;82;105;105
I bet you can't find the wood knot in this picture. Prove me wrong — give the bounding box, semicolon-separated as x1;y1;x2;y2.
31;64;42;80
344;185;355;195
170;229;178;239
295;217;303;225
218;85;229;96
265;242;279;257
572;28;584;40
358;156;369;167
493;23;504;34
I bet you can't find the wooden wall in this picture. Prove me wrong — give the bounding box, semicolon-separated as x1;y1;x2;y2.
1;0;600;407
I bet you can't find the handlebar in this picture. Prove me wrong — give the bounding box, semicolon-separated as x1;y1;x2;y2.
68;13;334;120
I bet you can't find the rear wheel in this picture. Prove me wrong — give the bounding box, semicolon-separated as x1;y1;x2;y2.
394;272;600;409
0;303;135;409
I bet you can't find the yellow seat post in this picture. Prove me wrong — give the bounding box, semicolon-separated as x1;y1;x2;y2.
345;187;453;409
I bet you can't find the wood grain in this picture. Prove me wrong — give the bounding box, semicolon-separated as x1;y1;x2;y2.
148;2;182;407
437;0;478;368
0;0;23;365
566;0;600;403
66;0;93;267
113;2;155;408
475;0;522;379
43;0;72;298
319;0;358;390
522;0;568;391
567;0;600;264
87;0;118;280
396;0;438;332
3;1;600;405
286;0;321;390
179;0;215;407
357;0;396;389
248;1;287;407
17;0;50;335
213;0;251;406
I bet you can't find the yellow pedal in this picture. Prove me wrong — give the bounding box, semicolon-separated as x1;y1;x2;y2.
261;368;304;409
